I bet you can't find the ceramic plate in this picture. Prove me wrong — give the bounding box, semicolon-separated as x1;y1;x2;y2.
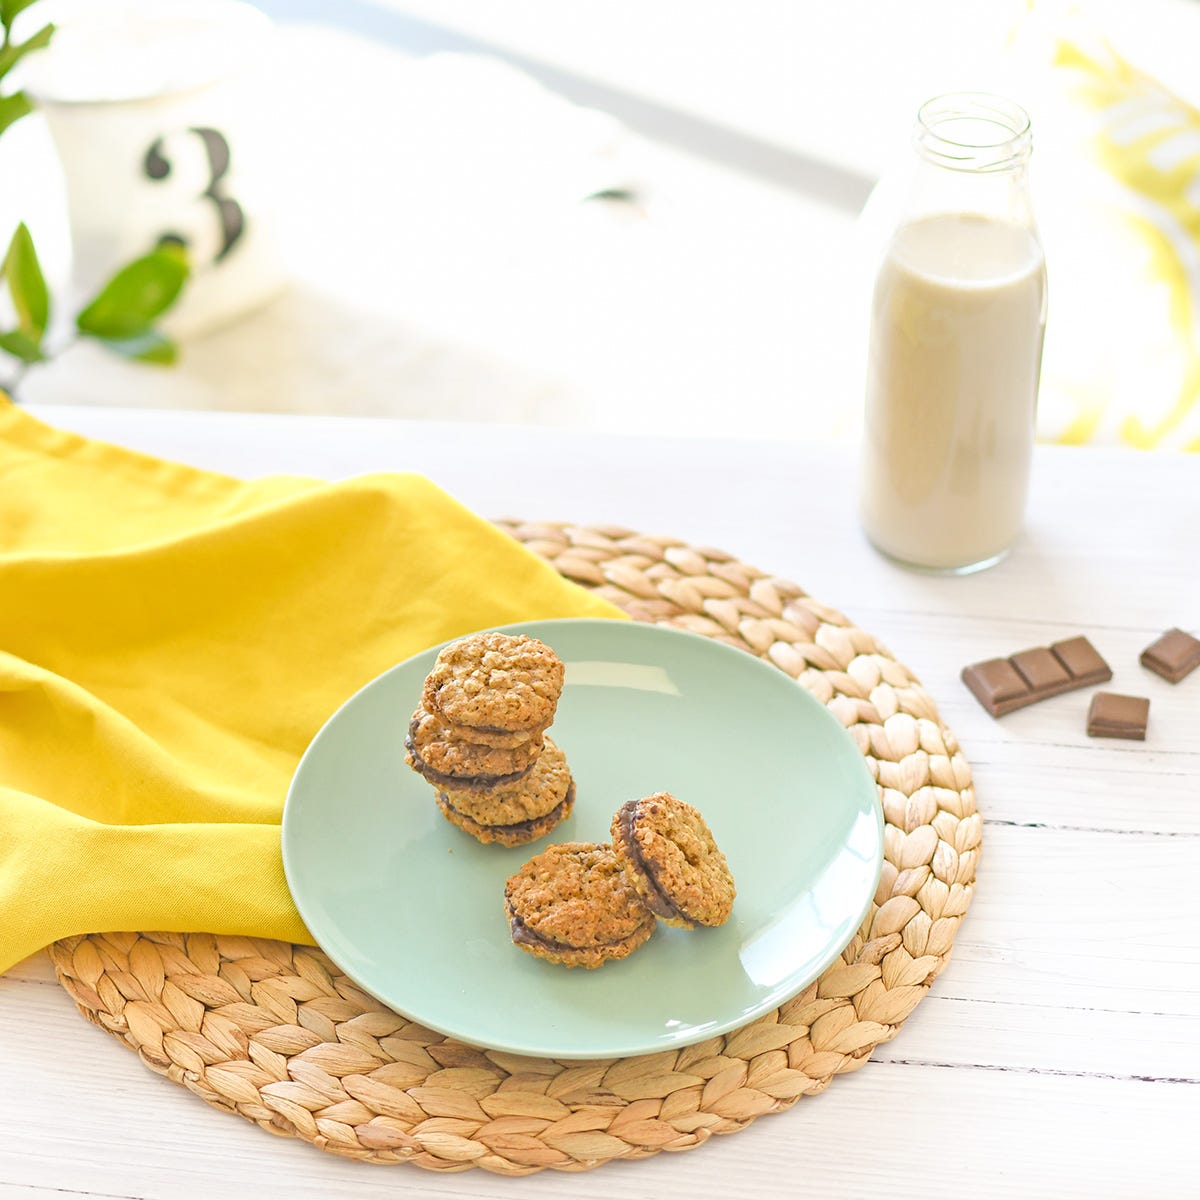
282;618;884;1059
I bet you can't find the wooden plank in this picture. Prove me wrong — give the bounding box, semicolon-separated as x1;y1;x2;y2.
0;1030;1193;1200
741;1064;1198;1199
0;1188;135;1200
935;824;1198;1013
878;994;1199;1081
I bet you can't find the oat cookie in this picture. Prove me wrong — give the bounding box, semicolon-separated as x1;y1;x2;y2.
436;781;575;847
438;737;572;826
610;793;735;928
436;722;543;751
504;842;655;968
405;706;540;790
423;632;564;740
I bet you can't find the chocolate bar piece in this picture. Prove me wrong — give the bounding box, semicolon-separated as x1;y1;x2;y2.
1140;628;1200;684
1086;692;1149;740
962;635;1112;717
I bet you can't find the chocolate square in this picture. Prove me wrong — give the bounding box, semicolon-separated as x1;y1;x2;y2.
962;658;1029;710
1086;692;1150;741
960;657;1027;700
1051;636;1112;684
1012;647;1071;692
1140;628;1200;684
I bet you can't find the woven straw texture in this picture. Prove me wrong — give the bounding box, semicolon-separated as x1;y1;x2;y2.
50;522;979;1175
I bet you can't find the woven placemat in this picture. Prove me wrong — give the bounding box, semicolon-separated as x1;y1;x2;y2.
50;521;979;1175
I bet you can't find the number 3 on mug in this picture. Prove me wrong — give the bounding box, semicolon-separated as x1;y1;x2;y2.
143;127;245;263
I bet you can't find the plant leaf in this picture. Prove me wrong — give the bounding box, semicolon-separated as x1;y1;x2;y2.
75;245;188;340
91;330;178;365
0;90;31;137
0;0;42;27
0;21;54;79
0;328;44;362
3;221;48;338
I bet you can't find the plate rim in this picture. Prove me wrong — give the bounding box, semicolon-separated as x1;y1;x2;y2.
282;617;885;1059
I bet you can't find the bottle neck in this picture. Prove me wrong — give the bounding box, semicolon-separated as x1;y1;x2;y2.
902;92;1038;232
915;93;1032;173
907;157;1036;228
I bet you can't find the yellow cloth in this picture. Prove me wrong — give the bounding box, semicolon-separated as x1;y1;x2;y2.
1052;38;1200;450
1009;6;1200;450
0;400;623;973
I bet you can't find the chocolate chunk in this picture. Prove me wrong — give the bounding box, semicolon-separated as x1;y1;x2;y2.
1086;692;1150;741
1050;636;1110;681
962;636;1112;717
962;658;1028;712
1140;628;1200;684
1011;647;1071;691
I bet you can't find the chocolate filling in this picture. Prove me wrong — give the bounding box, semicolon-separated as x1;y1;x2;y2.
619;803;692;926
404;734;532;791
439;782;574;835
454;718;541;740
506;899;637;955
507;905;583;953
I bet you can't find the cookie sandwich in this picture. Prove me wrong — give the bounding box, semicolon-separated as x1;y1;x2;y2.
435;736;576;847
422;631;564;748
504;842;656;968
610;792;735;928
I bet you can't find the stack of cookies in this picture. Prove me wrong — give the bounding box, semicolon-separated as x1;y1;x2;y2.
405;632;573;846
504;792;736;969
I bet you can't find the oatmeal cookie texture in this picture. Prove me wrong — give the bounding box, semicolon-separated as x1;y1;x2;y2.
406;706;542;784
611;792;735;928
436;782;575;848
405;632;571;845
504;842;656;969
438;737;572;826
423;632;564;740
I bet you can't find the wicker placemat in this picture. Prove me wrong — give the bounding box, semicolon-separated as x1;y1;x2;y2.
50;522;979;1175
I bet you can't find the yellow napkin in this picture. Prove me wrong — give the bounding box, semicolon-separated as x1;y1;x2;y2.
0;400;623;973
1051;37;1200;450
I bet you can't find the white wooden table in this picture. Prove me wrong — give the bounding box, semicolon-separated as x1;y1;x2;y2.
3;406;1198;1199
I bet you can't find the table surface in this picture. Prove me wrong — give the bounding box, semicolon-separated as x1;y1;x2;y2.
2;405;1198;1200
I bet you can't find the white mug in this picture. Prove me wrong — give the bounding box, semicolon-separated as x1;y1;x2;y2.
24;0;286;336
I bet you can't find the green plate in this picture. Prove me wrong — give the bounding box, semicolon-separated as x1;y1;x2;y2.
282;619;884;1059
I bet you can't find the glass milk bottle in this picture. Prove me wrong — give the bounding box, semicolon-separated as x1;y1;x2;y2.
859;93;1048;573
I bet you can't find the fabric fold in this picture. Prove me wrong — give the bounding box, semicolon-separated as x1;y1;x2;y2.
0;399;623;971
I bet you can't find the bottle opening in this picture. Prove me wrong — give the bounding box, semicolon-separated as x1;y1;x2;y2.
915;92;1032;172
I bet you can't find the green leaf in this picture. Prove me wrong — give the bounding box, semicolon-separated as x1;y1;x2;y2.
0;21;54;80
0;90;31;137
0;328;44;362
75;245;188;340
91;330;178;365
1;0;42;27
3;221;47;338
